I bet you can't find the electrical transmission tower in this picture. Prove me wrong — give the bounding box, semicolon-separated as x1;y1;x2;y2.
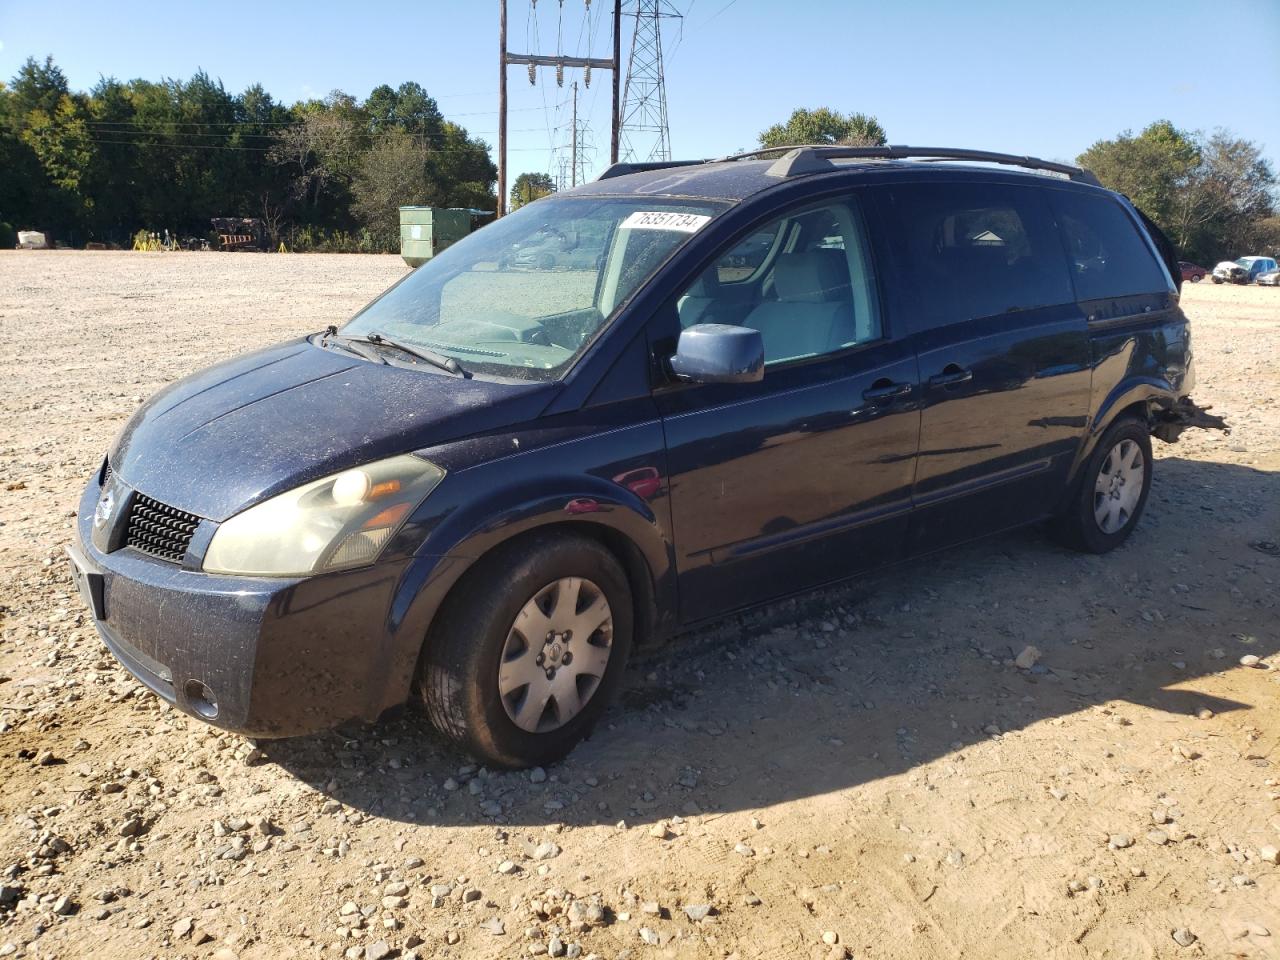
619;0;681;162
559;82;595;187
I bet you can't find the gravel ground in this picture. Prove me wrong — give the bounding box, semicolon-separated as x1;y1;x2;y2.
0;251;1277;960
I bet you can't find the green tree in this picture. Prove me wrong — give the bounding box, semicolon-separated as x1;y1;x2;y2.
0;82;51;231
0;55;499;251
509;172;555;210
1182;132;1276;257
9;55;69;116
427;122;497;211
1252;215;1280;257
759;107;887;149
7;57;94;236
351;127;431;251
365;81;444;138
269;91;367;213
1079;122;1276;263
1077;120;1200;236
82;77;140;239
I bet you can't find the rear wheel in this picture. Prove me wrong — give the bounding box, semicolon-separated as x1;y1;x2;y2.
1190;274;1201;283
418;531;633;768
1053;417;1153;553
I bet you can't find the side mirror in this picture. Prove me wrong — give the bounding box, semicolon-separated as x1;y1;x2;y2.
668;323;764;385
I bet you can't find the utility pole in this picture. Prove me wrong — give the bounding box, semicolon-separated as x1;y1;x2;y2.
611;0;621;169
620;0;680;162
498;0;508;218
570;82;578;187
497;0;623;217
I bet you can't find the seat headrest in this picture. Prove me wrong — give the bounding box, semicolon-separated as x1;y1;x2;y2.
685;267;721;299
773;250;851;303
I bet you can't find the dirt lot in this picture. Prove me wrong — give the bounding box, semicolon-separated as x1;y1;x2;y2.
0;251;1277;960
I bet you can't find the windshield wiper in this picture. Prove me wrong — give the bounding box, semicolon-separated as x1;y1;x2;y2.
325;326;464;376
320;327;383;364
363;331;463;375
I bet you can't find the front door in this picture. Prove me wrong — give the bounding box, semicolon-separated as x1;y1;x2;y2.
653;196;922;623
869;181;1091;554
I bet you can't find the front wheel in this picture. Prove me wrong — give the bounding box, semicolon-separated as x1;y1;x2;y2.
417;532;633;768
1212;276;1223;284
1190;274;1201;283
1052;418;1153;553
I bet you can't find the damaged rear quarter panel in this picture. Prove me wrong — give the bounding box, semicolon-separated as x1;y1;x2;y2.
1067;297;1193;481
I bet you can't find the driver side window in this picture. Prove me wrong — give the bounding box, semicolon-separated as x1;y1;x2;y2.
675;199;881;365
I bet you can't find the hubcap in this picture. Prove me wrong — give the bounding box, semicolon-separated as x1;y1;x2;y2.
498;577;613;733
1093;438;1145;534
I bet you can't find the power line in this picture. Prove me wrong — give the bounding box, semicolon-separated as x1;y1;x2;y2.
701;0;738;25
79;124;545;140
665;0;695;66
76;136;547;154
70;106;547;129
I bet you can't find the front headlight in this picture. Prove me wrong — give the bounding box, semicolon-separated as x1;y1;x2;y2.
203;454;445;576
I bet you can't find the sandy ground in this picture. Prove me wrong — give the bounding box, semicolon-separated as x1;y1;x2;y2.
0;251;1277;960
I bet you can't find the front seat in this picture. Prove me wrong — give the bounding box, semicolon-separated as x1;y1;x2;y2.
677;269;721;327
743;250;856;363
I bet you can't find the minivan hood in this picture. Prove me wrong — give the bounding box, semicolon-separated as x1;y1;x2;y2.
110;338;556;521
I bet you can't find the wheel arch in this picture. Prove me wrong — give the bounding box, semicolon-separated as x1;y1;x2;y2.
430;518;664;651
376;480;677;720
1058;381;1165;514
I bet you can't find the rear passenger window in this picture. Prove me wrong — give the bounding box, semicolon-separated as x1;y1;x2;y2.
1052;192;1170;300
883;182;1073;329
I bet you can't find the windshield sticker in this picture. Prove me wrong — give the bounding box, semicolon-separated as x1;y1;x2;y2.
621;211;712;233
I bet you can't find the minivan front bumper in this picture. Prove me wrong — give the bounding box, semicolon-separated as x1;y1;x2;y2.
70;474;426;738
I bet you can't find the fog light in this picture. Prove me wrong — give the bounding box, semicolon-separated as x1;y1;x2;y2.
183;679;219;720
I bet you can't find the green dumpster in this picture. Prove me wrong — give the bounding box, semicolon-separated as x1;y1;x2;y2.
399;206;472;267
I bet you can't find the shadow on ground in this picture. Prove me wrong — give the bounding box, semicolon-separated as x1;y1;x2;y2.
262;456;1280;826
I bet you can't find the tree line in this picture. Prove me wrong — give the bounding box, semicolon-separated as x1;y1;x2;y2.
0;56;496;251
2;68;1276;264
1078;120;1278;266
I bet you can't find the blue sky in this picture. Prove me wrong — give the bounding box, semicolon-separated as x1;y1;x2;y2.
2;0;1277;183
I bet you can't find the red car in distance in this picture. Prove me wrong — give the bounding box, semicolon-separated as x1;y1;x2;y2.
1179;261;1207;283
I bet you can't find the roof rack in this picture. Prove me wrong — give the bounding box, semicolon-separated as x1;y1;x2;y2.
720;144;1101;186
596;159;710;181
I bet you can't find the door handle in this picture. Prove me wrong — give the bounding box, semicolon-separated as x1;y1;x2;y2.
928;364;973;388
862;380;913;401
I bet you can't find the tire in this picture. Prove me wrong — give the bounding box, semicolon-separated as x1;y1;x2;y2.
417;531;633;768
1190;274;1201;283
1053;417;1153;554
1212;276;1222;284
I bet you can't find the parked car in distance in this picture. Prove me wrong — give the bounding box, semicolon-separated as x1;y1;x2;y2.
68;145;1226;768
1212;255;1278;284
1257;267;1280;287
1178;260;1207;282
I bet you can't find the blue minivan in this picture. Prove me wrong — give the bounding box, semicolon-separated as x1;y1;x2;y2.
67;146;1223;767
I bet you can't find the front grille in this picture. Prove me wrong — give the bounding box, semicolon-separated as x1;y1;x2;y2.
125;494;200;563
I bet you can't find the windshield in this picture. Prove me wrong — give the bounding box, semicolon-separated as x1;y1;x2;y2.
342;197;724;380
1234;258;1253;267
